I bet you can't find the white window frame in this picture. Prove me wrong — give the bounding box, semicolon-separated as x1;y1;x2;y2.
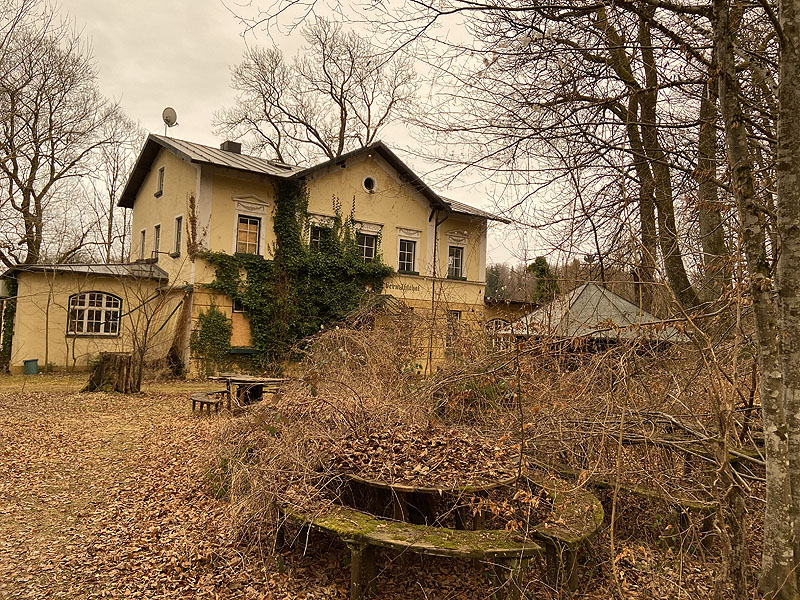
448;245;464;279
67;292;122;337
155;166;164;197
236;214;261;255
153;223;161;259
358;232;378;262
398;239;417;273
172;215;183;257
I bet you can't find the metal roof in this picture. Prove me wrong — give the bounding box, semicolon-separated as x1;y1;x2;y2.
119;135;302;207
2;262;170;282
504;282;689;343
118;136;509;223
444;198;510;223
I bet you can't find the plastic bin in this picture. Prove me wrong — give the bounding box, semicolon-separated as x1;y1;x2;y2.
23;359;38;375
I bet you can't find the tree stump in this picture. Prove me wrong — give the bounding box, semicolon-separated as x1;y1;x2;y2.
83;352;135;393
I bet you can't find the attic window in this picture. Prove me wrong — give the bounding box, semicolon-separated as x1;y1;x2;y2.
362;177;376;193
155;166;164;197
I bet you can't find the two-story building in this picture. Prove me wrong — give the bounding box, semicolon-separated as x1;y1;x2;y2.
0;135;516;374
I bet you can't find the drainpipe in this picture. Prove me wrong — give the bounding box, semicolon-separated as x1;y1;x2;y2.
425;207;449;374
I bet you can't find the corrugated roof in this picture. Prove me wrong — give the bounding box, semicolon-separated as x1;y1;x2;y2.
2;262;170;282
504;282;689;343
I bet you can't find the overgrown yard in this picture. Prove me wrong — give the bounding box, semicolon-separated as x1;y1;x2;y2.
0;376;492;599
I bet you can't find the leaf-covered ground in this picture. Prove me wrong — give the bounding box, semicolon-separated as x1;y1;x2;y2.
0;375;741;599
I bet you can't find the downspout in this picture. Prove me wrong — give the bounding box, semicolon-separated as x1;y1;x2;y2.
425;207;450;374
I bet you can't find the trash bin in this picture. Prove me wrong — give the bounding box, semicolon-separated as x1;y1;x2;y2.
23;359;38;375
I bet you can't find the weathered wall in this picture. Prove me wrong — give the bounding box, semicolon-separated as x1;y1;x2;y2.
9;272;185;374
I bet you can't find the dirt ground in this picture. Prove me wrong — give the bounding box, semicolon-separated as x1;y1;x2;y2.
0;374;739;599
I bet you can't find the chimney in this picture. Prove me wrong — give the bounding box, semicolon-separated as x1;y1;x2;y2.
220;140;242;154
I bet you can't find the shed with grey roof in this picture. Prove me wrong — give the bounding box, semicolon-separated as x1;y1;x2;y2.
504;283;689;344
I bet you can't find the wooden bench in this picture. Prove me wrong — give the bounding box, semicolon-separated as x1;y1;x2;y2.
283;504;544;600
525;474;605;590
191;390;230;414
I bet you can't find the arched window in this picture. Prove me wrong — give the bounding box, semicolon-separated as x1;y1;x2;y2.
67;292;122;336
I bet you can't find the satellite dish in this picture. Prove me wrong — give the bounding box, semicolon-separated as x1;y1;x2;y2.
162;107;178;127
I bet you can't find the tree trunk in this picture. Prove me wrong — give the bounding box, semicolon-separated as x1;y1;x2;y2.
697;79;729;300
82;352;135;393
777;1;800;598
637;12;701;309
713;1;795;597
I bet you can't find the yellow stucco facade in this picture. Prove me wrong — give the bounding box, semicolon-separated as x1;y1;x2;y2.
1;136;507;374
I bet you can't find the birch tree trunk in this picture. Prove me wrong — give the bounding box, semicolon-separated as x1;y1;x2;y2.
713;1;795;596
777;1;800;597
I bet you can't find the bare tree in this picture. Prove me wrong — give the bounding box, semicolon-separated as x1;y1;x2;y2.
215;17;417;163
0;2;119;267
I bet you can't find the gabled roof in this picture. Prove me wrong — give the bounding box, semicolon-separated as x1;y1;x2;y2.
291;141;450;212
505;282;689;343
2;262;170;282
119;134;302;207
118;136;510;222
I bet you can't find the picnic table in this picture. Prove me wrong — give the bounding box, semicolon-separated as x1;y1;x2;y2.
208;373;288;407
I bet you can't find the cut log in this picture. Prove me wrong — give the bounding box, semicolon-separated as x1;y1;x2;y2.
83;352;135;393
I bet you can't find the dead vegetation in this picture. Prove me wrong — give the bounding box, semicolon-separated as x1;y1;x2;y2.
213;309;765;598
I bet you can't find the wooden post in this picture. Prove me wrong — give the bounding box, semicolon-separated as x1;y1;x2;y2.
491;558;528;600
348;542;376;600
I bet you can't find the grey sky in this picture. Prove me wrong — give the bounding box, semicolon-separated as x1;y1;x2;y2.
60;0;531;265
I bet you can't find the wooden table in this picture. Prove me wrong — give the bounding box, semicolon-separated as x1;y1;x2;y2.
341;471;519;529
208;373;288;407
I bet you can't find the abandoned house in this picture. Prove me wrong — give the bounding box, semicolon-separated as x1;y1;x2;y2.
0;135;519;374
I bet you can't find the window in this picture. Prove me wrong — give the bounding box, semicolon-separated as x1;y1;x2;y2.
153;224;161;258
155;166;164;197
139;229;146;260
232;299;245;313
398;239;416;272
309;225;333;250
173;216;182;257
67;292;122;336
486;318;511;350
358;233;378;262
236;215;261;254
446;310;462;349
448;246;464;278
363;177;376;193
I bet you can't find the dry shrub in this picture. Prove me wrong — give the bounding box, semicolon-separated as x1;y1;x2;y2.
212;310;765;594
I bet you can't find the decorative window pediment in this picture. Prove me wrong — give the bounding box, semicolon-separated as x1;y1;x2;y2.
234;195;269;214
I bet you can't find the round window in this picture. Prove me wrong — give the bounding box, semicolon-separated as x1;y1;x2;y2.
363;177;376;193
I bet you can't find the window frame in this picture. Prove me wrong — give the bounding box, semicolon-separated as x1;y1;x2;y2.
139;229;146;260
398;239;417;274
309;225;332;251
153;223;161;259
66;292;122;337
171;215;183;258
447;245;465;279
236;214;261;255
155;166;164;197
357;232;378;262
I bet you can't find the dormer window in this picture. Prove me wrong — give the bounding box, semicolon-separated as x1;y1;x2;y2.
155;166;164;197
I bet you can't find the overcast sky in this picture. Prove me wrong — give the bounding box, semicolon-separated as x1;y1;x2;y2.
60;0;534;265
